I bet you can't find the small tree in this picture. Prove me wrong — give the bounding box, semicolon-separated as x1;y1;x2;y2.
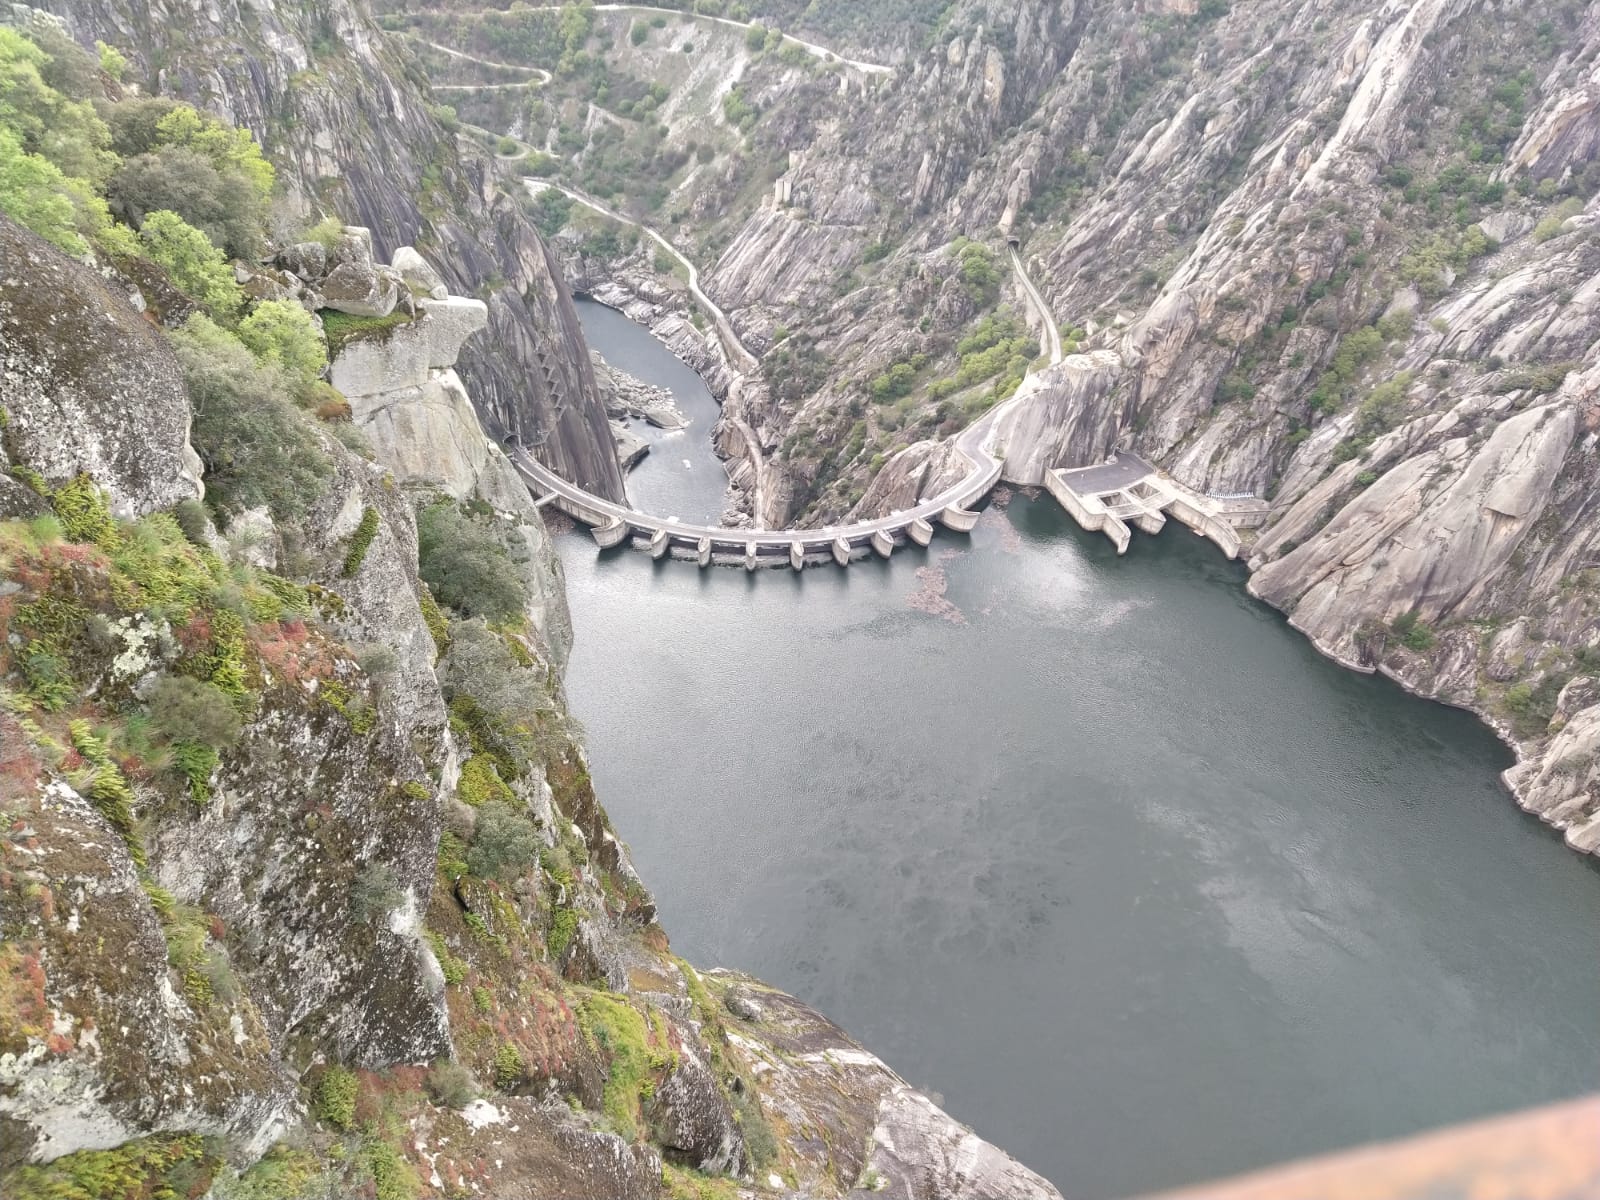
417;504;528;621
492;1042;524;1089
313;1065;358;1129
466;801;541;881
237;300;327;395
170;313;332;520
426;1059;478;1108
95;41;128;80
147;675;243;748
139;210;241;317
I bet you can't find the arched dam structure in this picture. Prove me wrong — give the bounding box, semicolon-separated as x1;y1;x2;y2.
514;225;1262;570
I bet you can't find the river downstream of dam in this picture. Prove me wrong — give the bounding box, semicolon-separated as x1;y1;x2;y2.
563;302;1600;1199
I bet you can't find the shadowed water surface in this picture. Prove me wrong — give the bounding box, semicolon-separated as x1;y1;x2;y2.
566;311;1600;1198
577;299;729;525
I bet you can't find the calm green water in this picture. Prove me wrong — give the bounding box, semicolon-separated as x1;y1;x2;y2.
562;314;1600;1199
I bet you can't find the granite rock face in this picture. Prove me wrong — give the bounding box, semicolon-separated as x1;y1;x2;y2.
1250;402;1579;665
0;216;203;516
699;969;1065;1200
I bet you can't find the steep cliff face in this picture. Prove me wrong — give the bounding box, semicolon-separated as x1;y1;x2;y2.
33;0;626;500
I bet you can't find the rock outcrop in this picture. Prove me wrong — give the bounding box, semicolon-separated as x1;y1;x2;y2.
0;216;203;518
327;248;574;665
704;970;1064;1200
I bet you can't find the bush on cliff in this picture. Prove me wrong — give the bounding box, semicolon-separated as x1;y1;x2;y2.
467;800;541;881
106;102;275;258
171;313;332;522
138;209;242;318
236;299;328;396
417;503;528;621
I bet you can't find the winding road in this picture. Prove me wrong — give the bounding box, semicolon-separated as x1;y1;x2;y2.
402;35;554;83
464;4;893;75
1010;246;1063;365
524;180;758;373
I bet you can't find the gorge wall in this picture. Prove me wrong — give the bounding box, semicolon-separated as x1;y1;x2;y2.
393;0;1600;853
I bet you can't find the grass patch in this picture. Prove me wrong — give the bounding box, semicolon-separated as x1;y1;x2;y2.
6;1132;221;1200
578;992;675;1139
321;309;415;357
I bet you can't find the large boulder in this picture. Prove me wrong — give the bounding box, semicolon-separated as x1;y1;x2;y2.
276;241;327;281
393;245;448;299
0;215;203;515
321;261;401;318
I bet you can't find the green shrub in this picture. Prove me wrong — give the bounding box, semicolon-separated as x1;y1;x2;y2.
172;497;211;544
148;675;243;749
302;215;344;249
50;473;118;546
95;41;128;80
312;1065;358;1129
106;104;274;258
1375;309;1414;341
731;1089;778;1170
546;905;579;960
1533;198;1584;242
237;300;328;395
459;755;514;807
426;1059;478;1109
1387;609;1435;651
342;506;380;576
137;209;243;317
351;862;404;923
526;186;572;237
360;1138;417;1200
418;585;450;655
630;21;649;44
5;1132;220;1200
425;932;467;984
417;503;528;621
492;1042;525;1089
0;127;93;253
954;239;1000;304
496;135;519;155
170;313;332;521
216;1144;325;1199
578;994;667;1139
467;800;541;881
171;740;218;802
69;721;144;864
440;621;572;777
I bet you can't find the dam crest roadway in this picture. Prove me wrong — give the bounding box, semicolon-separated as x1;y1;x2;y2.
509;194;1260;570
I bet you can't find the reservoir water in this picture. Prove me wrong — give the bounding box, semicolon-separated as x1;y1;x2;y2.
577;299;729;525
564;305;1600;1198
